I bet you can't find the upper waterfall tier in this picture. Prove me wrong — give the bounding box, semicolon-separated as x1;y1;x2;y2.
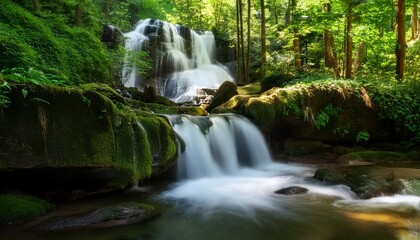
122;19;233;104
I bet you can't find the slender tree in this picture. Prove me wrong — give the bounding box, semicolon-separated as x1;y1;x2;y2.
75;0;84;27
344;3;353;79
246;0;251;83
103;0;110;21
261;0;267;77
291;0;301;71
396;0;406;81
236;0;243;83
323;2;340;77
32;0;41;13
412;0;418;40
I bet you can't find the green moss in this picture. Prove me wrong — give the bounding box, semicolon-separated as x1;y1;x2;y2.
403;179;420;196
338;151;409;164
145;103;178;114
243;98;276;129
138;116;177;167
0;191;54;224
237;82;261;95
80;83;126;105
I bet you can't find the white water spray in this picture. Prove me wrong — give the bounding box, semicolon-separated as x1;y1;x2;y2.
161;114;358;215
122;19;233;103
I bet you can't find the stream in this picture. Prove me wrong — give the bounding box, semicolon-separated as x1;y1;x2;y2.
1;114;419;240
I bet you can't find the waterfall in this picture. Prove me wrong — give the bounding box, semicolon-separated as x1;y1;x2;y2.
122;19;233;103
167;114;272;179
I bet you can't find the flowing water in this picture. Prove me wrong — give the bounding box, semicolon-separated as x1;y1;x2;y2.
1;115;420;240
122;19;233;103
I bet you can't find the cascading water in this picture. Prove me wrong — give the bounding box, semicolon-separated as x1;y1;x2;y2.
166;114;272;179
161;114;358;214
161;114;420;220
122;19;233;103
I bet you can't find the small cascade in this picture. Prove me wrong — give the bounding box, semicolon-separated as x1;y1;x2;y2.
167;114;272;179
122;19;233;103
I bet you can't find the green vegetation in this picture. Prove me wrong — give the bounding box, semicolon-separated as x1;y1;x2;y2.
0;0;114;85
0;191;54;224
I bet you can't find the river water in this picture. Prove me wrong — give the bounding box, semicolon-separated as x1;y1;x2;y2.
1;114;419;240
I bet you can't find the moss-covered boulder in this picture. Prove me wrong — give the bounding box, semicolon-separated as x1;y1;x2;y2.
214;81;394;147
0;84;177;197
314;165;420;199
206;81;238;112
0;191;54;224
337;151;415;165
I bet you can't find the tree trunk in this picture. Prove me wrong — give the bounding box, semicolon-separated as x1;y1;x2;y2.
75;0;83;27
236;0;243;83
353;42;366;76
246;0;251;83
396;0;406;81
239;0;246;83
32;0;40;13
412;1;418;40
293;29;302;71
323;3;333;68
329;32;340;78
344;8;353;79
103;0;110;21
284;0;291;25
261;0;267;78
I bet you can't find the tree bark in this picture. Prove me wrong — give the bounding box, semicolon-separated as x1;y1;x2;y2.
323;3;333;68
412;1;418;40
396;0;406;81
239;0;246;83
353;42;366;76
103;0;110;21
293;29;302;71
261;0;267;78
344;8;353;79
75;0;83;27
32;0;40;13
236;0;243;83
246;0;251;83
331;35;340;78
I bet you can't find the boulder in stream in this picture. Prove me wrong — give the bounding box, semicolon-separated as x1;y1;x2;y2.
36;202;156;231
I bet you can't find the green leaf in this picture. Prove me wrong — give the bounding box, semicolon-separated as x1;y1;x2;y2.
21;89;28;98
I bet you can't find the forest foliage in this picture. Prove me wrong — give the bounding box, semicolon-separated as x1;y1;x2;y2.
0;0;419;143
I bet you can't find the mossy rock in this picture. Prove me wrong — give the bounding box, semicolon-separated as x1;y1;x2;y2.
337;151;411;164
80;83;126;105
179;105;208;116
313;168;348;185
260;73;295;92
314;166;406;199
0;83;176;197
215;81;395;144
137;115;177;176
36;202;156;231
402;179;420;195
0;191;54;224
206;81;238;112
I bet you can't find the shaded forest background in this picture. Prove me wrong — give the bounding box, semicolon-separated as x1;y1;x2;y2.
1;0;419;84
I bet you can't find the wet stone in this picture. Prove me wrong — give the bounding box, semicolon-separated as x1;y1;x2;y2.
275;186;309;195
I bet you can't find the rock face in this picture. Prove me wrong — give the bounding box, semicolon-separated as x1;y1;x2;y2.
0;84;177;198
213;83;395;149
101;24;124;49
